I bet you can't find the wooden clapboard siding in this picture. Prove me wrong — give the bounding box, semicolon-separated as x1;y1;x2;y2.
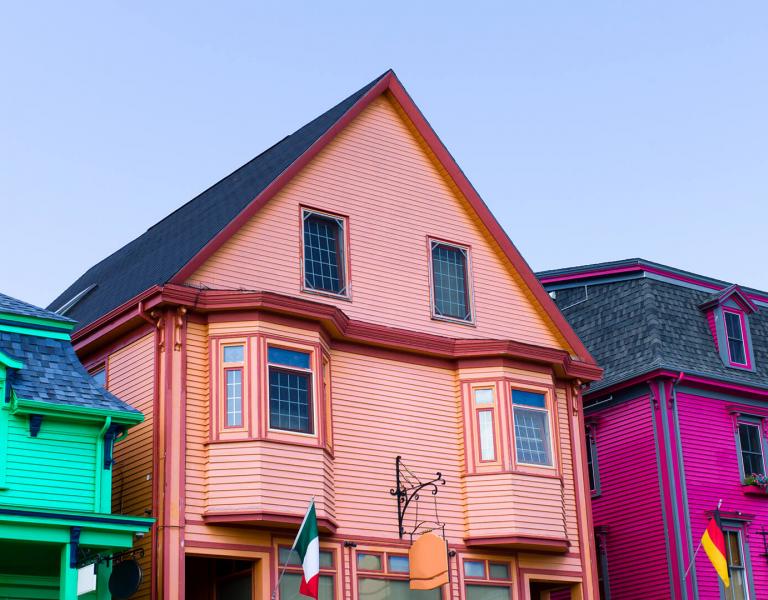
185;321;209;522
677;391;768;599
107;333;155;600
188;94;564;350
589;395;669;599
3;415;98;511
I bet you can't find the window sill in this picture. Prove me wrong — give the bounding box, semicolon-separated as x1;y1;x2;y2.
742;484;768;496
430;314;476;327
301;288;352;302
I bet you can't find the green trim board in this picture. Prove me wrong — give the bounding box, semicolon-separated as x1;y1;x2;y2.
0;310;75;331
0;321;71;340
10;396;144;426
0;349;24;370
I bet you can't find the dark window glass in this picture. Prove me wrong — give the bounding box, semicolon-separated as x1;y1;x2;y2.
724;530;748;600
586;432;597;492
269;367;311;433
465;585;511;600
725;311;747;365
431;242;471;321
303;211;345;295
268;347;311;369
595;533;610;600
739;422;764;476
511;390;546;408
358;578;440;600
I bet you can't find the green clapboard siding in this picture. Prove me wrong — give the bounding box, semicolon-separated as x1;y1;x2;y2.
1;412;99;511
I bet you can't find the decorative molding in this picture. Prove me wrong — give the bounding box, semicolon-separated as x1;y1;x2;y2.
202;510;337;533
464;534;570;553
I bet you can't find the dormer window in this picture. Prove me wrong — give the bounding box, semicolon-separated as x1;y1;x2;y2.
724;309;748;367
699;285;756;371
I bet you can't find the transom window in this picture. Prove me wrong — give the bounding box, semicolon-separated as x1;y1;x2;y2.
512;390;552;466
302;209;347;296
268;347;313;434
724;310;748;367
430;240;472;322
738;421;765;477
724;529;749;600
223;344;244;428
462;558;512;600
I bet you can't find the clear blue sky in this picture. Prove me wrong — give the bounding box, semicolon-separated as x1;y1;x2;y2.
2;2;767;309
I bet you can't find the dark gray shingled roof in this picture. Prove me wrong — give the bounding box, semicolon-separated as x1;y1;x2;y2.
0;291;74;324
48;72;390;330
1;330;140;415
539;266;768;394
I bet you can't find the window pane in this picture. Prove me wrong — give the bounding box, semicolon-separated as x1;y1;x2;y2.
217;572;252;600
91;369;106;388
474;389;494;405
512;390;546;408
359;578;440;600
725;312;747;365
466;585;511;600
464;560;485;578
226;369;243;427
431;243;470;321
268;346;311;369
586;433;597;492
726;568;747;600
388;555;409;573
739;423;764;476
278;548;301;566
726;531;743;567
514;407;552;466
319;550;334;569
223;345;244;363
304;212;345;294
357;553;383;571
488;564;509;579
280;572;334;600
269;368;312;433
478;410;495;461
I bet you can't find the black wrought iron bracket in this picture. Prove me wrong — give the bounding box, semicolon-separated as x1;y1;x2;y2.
389;455;445;539
76;546;145;570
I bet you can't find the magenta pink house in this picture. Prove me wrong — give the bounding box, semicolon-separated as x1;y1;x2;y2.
539;259;768;600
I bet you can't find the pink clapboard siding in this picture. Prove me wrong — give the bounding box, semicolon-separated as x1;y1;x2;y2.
677;392;768;599
187;93;567;351
590;395;671;599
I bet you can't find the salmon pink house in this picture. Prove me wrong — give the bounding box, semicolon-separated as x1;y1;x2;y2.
540;259;768;600
50;71;602;600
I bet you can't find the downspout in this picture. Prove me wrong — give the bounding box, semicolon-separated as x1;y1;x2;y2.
657;379;688;599
649;382;677;599
672;372;698;598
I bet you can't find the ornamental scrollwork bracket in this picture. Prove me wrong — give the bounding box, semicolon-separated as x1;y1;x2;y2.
389;455;446;540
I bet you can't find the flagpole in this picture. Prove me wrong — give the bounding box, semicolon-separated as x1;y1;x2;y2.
270;497;316;600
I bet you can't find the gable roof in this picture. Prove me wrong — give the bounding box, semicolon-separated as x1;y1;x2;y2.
698;284;758;314
50;70;594;363
538;259;768;394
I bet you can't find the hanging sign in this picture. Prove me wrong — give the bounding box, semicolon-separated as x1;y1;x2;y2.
109;559;143;599
409;531;449;590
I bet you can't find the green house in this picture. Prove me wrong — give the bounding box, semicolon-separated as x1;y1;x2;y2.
0;292;153;599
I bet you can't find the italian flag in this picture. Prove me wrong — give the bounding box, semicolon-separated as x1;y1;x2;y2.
292;499;320;599
702;516;729;588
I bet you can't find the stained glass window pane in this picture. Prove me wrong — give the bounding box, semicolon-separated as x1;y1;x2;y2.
268;347;311;369
488;564;509;579
223;345;244;363
512;390;546;408
478;410;495;461
304;212;345;294
431;243;470;321
226;369;242;427
514;407;552;466
269;368;311;433
466;585;511;600
357;553;382;571
388;555;410;573
464;561;485;578
474;389;494;405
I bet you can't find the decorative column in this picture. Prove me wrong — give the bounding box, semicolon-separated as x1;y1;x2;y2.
59;543;78;600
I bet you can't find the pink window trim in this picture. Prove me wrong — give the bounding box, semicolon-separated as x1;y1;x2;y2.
722;307;751;369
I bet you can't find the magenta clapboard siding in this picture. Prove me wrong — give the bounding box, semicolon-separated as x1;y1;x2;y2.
590;394;671;599
677;391;768;599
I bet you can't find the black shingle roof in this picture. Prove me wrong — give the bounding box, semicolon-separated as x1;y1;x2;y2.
1;330;140;415
48;71;390;330
0;291;74;324
541;270;768;394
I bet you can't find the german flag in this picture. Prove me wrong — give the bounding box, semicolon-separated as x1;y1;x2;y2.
701;516;729;588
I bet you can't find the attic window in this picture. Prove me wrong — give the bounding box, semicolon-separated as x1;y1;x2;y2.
724;309;749;368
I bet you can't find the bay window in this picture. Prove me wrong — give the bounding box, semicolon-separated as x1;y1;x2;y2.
268;346;313;434
512;389;553;467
